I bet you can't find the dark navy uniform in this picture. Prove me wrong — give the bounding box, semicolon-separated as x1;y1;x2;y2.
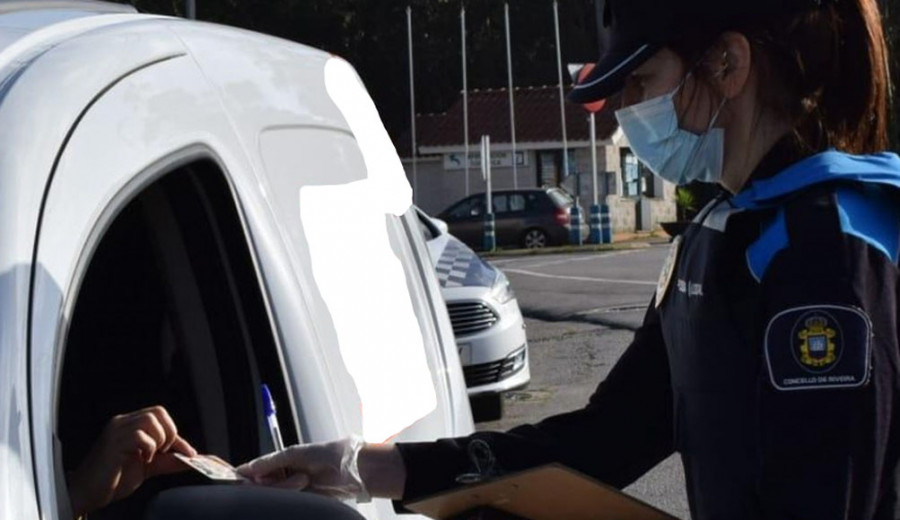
396;145;900;519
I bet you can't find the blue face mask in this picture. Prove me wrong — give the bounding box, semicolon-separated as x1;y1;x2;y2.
615;78;726;186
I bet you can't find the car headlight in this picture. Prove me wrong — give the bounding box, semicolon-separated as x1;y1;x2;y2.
490;271;515;304
508;347;527;373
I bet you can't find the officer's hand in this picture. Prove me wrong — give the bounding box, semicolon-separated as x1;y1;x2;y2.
67;406;197;516
238;437;408;501
238;437;368;499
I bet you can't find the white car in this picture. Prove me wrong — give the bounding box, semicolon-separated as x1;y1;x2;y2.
0;2;473;519
414;209;530;420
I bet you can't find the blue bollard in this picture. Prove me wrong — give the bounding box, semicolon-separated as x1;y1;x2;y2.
589;204;602;244
600;204;613;244
483;214;496;252
569;206;583;246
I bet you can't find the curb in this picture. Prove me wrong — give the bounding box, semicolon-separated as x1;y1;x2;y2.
521;309;642;332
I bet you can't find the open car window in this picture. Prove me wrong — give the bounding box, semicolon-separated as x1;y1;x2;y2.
57;160;296;519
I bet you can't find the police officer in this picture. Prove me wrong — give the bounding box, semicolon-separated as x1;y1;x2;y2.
239;0;900;518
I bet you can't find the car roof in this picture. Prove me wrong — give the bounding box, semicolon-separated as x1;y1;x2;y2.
0;1;136;15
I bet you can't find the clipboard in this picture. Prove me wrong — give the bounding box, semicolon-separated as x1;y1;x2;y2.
405;464;678;520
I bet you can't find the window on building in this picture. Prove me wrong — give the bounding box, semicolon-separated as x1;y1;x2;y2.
622;149;640;198
621;148;659;198
538;151;558;187
538;150;580;187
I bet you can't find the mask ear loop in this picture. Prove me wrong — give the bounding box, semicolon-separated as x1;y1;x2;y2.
678;90;729;184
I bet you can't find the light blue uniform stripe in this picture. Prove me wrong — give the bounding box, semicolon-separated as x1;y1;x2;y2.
746;207;789;283
835;187;900;263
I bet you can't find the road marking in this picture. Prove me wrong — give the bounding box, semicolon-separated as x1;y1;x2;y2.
493;249;645;269
504;268;657;286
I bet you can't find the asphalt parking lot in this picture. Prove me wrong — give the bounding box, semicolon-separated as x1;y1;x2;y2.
477;244;691;519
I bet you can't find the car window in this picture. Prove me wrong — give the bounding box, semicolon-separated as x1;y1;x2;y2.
58;162;295;518
492;194;509;214
524;193;542;212
547;189;573;207
447;197;483;219
509;194;526;212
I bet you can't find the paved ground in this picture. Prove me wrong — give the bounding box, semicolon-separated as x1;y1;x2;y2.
476;245;691;519
490;246;668;329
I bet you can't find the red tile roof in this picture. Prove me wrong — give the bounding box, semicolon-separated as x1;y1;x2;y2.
395;86;620;158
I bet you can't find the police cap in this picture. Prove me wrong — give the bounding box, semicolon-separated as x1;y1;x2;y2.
569;0;834;103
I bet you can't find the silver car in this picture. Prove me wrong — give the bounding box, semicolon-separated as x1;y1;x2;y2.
415;208;531;420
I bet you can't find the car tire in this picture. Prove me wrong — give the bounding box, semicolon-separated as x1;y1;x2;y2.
521;228;549;249
469;393;504;422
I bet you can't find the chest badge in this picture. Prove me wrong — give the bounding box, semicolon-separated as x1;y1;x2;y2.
764;305;871;391
656;235;682;308
795;315;840;370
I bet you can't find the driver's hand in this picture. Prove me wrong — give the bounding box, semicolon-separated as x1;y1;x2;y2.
67;406;197;516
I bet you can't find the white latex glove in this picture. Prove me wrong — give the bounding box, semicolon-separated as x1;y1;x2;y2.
237;436;370;502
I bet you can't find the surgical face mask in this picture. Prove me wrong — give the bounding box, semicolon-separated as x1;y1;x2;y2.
615;77;726;186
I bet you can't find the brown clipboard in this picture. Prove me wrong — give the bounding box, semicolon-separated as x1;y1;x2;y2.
405;464;678;520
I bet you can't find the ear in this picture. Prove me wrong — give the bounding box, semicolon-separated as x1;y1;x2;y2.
714;32;752;99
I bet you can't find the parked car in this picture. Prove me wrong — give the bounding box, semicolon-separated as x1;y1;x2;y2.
437;188;589;250
414;208;530;421
0;3;473;519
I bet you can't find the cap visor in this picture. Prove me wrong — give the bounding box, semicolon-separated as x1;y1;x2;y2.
568;42;659;104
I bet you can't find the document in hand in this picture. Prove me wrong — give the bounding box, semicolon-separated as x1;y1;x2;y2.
405;464;677;520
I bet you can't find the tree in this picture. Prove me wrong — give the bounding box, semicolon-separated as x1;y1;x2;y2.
113;0;598;141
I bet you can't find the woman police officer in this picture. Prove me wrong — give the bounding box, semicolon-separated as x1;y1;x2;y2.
239;0;900;518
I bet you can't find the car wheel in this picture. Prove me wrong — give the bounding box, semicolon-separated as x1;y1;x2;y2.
522;228;548;249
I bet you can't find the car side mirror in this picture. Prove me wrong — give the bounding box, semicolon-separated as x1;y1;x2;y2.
469;208;481;217
432;218;449;235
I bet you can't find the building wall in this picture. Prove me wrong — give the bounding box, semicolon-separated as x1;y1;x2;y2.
406;155;540;215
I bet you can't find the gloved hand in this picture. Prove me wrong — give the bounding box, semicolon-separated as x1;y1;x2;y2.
237;436;370;502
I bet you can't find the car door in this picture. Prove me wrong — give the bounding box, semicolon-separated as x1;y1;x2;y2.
23;25;302;520
493;193;528;247
177;27;472;520
444;194;485;249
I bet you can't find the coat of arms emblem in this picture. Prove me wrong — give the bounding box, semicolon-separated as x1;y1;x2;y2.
797;315;838;369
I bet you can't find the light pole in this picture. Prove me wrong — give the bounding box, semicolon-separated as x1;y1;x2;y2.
482;135;496;252
185;0;196;19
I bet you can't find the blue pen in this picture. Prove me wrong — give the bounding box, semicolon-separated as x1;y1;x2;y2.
261;384;285;452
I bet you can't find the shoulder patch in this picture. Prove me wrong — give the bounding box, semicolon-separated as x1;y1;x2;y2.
746;207;789;283
835;186;900;263
764;305;872;391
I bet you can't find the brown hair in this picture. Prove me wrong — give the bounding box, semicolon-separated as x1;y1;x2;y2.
671;0;891;155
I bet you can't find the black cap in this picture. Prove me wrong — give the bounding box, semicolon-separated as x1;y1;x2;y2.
569;0;831;104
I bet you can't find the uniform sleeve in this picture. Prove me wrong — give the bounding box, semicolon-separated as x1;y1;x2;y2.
755;189;900;519
396;301;675;506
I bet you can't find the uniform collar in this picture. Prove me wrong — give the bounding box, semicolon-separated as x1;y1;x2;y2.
731;148;900;210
